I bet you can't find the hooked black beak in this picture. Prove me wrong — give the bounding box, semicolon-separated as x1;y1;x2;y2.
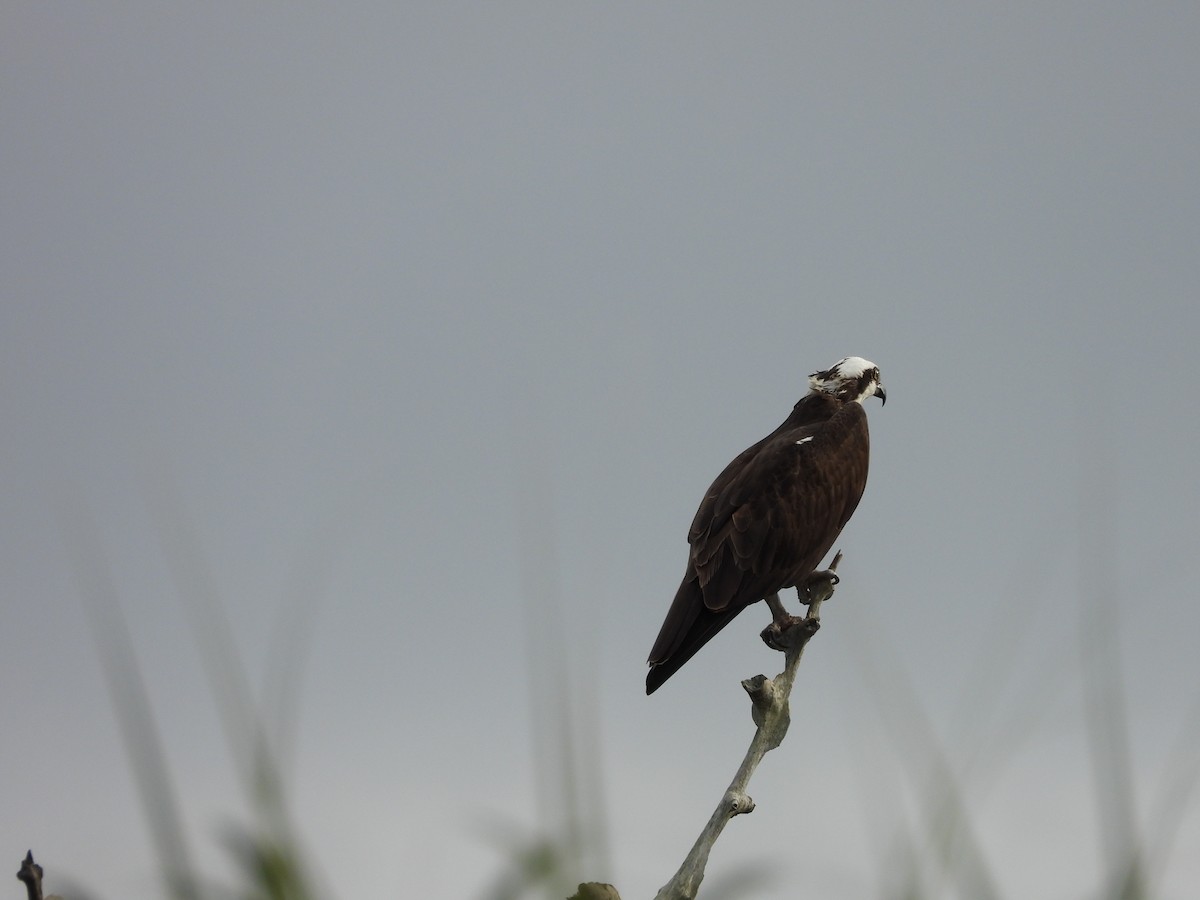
875;384;887;406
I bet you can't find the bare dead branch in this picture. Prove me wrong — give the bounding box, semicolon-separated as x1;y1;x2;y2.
17;851;43;900
569;883;622;900
652;552;843;900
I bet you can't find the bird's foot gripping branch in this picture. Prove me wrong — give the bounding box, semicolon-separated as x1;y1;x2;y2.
799;564;841;608
760;550;842;652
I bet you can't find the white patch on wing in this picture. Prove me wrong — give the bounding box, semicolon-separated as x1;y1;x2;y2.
795;436;814;445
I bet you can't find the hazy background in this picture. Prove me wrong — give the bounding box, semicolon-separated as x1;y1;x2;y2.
3;4;1198;898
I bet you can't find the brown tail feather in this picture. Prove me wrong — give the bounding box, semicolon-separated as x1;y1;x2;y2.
647;576;702;665
646;590;745;694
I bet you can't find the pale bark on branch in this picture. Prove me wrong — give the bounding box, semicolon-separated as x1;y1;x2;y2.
651;551;844;900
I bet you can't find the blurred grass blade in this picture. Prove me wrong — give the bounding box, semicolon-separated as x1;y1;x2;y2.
1078;467;1143;900
144;474;322;898
58;493;204;900
847;600;1002;900
1144;688;1200;886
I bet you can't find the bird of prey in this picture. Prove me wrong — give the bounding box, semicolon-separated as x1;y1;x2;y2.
646;357;885;694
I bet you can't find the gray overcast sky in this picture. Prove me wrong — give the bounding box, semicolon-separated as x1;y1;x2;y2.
3;4;1199;898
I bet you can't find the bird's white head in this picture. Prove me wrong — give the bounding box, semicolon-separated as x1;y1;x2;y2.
809;357;886;405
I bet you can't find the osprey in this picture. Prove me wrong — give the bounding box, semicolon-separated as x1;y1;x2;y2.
646;357;885;694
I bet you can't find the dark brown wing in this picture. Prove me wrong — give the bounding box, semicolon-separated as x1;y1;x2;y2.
646;401;870;693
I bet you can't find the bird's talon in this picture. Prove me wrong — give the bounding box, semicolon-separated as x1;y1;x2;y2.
798;568;841;605
761;616;806;651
